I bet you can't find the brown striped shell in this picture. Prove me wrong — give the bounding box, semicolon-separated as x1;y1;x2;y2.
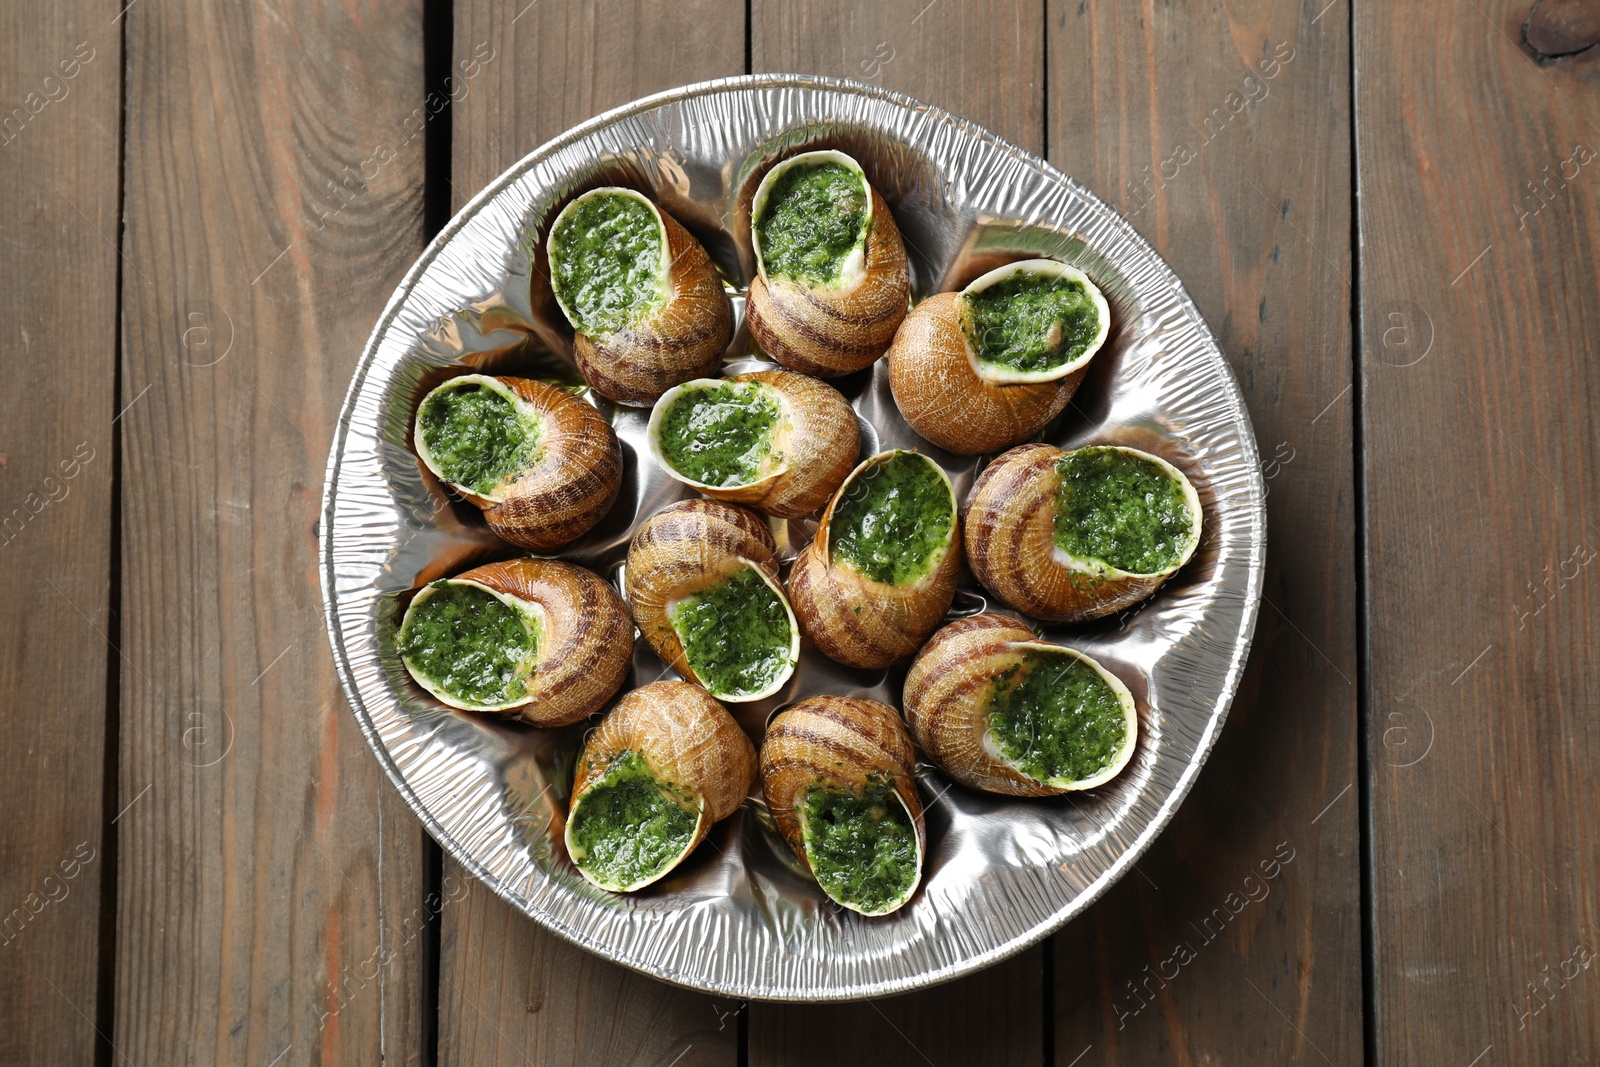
786;451;962;670
566;681;756;892
624;499;800;701
398;558;633;726
413;375;623;552
758;695;925;915
903;614;1138;796
548;188;733;407
963;443;1202;623
747;151;910;377
646;370;860;518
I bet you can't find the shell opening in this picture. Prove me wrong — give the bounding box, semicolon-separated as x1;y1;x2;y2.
665;560;799;702
413;375;544;503
957;259;1111;385
798;775;922;916
752;149;874;292
397;578;543;712
825;450;958;587
980;642;1137;791
546;187;671;336
646;378;787;491
1048;445;1203;579
565;750;705;893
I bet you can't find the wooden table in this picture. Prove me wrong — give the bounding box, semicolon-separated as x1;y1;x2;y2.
4;0;1597;1063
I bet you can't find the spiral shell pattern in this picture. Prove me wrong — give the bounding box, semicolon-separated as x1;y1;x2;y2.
887;293;1080;455
903;613;1137;795
786;452;962;669
624;499;798;700
648;370;860;519
748;163;910;377
759;695;925;913
412;375;623;552
403;558;633;726
567;681;756;891
963;443;1201;623
553;193;733;407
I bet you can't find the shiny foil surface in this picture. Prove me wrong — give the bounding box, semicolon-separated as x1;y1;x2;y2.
319;75;1266;1000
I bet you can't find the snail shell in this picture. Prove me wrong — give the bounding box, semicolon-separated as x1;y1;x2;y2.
787;450;962;669
759;695;925;915
887;259;1110;455
565;681;756;892
413;374;623;551
646;369;860;519
964;443;1202;623
547;188;733;407
903;614;1137;796
397;558;633;725
747;151;910;377
624;499;800;702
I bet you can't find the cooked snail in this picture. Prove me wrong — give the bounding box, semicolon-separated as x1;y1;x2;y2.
547;187;733;406
565;681;756;892
964;443;1201;623
396;558;633;724
904;614;1137;795
786;450;961;669
647;370;860;518
759;695;924;915
888;259;1110;454
413;374;623;551
625;499;800;702
747;150;910;377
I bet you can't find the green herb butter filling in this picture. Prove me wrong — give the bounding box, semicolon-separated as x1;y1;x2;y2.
755;161;869;287
416;381;543;497
657;382;781;487
987;650;1129;785
1052;447;1195;574
399;581;540;708
961;271;1103;374
828;452;954;586
669;567;794;699
802;776;919;913
568;751;700;889
549;191;666;335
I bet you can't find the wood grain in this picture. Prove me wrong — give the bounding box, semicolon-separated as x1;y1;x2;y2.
439;3;743;1063
1046;1;1363;1062
0;1;118;1062
748;4;1045;1063
114;1;428;1062
1357;0;1600;1061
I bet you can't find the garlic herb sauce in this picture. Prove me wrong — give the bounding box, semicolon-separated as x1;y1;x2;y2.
829;452;954;586
550;192;665;334
658;382;781;487
399;581;540;707
1053;447;1193;574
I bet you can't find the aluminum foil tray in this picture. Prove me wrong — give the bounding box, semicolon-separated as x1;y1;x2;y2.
319;74;1266;1001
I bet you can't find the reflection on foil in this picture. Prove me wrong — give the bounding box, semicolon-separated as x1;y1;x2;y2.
320;75;1265;1001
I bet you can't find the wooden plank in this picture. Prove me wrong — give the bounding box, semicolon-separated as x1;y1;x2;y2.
1046;2;1363;1062
439;4;744;1064
0;1;118;1063
749;4;1046;1064
1357;1;1600;1061
114;2;428;1062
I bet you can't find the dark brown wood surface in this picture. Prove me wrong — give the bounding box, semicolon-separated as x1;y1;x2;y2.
111;1;429;1062
0;2;118;1064
1046;2;1364;1063
4;0;1598;1063
1358;0;1600;1062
